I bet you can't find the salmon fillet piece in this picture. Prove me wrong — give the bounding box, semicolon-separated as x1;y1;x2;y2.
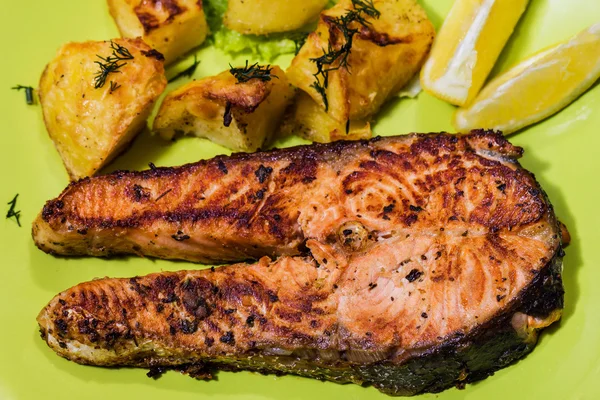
34;131;557;263
36;131;566;395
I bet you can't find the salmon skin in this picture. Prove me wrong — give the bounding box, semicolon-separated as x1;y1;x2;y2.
36;131;566;395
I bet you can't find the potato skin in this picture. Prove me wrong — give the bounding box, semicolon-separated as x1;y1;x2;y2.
108;0;208;64
224;0;328;35
38;38;167;181
287;0;435;124
153;66;295;152
279;91;371;143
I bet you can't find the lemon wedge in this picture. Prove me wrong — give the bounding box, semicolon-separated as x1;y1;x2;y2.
420;0;529;106
454;23;600;134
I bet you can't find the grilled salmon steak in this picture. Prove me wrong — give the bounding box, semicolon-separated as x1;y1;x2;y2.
36;131;566;395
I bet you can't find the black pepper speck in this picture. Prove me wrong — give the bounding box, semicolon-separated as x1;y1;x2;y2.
406;269;423;283
255;165;273;184
220;331;235;345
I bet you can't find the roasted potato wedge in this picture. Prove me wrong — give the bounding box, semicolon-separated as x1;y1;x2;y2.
279;91;371;143
224;0;328;35
153;66;295;152
39;38;167;181
287;0;434;123
108;0;208;64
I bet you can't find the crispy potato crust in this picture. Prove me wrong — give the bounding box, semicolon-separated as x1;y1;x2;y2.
287;0;435;124
279;91;372;143
153;66;295;152
108;0;208;64
38;38;167;180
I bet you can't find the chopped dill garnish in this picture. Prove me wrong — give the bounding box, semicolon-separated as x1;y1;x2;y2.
291;32;310;55
351;0;380;22
12;85;35;105
168;55;200;83
229;60;278;83
155;188;172;202
6;194;21;227
310;0;380;111
94;41;134;89
109;81;121;94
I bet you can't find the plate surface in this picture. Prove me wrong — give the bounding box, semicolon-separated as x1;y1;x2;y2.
1;1;600;399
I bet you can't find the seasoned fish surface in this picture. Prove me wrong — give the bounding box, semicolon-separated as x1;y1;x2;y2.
35;131;554;263
37;131;566;395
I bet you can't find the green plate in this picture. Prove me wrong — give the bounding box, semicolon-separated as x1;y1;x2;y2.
1;1;599;399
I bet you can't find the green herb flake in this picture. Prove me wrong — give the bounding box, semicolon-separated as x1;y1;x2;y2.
291;32;310;55
109;81;121;94
310;0;380;111
168;55;201;83
230;60;277;83
94;41;134;89
6;194;21;227
12;85;35;105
